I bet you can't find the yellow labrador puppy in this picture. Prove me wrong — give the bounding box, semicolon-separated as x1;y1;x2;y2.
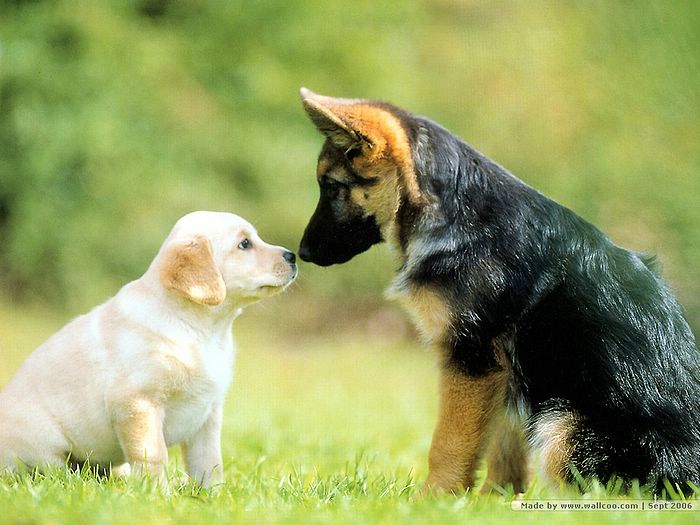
0;211;297;487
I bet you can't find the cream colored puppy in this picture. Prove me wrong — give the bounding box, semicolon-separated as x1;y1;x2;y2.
0;211;297;487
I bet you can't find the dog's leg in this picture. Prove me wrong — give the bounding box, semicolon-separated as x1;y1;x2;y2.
110;463;131;478
530;409;579;486
423;367;506;493
112;398;168;484
481;409;529;494
0;405;71;473
181;404;224;488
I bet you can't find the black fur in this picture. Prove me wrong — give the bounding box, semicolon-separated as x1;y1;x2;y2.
300;101;700;493
405;114;700;492
298;190;381;266
299;142;383;265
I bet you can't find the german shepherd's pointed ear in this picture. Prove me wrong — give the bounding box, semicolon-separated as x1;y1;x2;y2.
300;87;369;151
160;234;226;306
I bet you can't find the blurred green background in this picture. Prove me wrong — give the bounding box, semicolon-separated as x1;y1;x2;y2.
0;0;699;332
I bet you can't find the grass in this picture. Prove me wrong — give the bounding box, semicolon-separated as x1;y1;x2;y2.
1;299;699;524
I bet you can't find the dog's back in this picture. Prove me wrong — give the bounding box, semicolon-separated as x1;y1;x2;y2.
408;118;700;489
0;309;110;469
514;204;700;490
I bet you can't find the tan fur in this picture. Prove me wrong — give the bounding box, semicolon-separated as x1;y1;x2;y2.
301;88;530;495
391;285;452;345
531;411;578;482
350;177;401;241
316;158;332;179
301;88;425;210
315;142;403;243
347;105;421;205
112;398;168;480
0;211;296;487
160;234;226;306
423;367;507;493
481;408;530;493
479;336;530;493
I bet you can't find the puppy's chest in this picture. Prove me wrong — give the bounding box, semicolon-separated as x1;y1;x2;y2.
156;331;234;389
162;393;218;446
157;336;235;443
388;283;452;345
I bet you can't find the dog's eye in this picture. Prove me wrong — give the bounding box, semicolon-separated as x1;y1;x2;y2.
323;180;345;199
344;147;361;161
238;238;252;250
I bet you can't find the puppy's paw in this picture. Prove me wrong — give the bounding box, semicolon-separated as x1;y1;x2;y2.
110;463;131;478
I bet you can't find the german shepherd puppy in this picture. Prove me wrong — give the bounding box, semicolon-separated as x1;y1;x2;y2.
297;88;700;494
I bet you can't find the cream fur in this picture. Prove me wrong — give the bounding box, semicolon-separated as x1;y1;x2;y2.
0;211;296;487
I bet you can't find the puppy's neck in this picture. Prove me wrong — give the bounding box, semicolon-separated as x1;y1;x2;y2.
130;276;241;334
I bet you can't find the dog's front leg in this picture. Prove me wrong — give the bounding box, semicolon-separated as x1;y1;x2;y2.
481;409;529;494
423;367;505;493
112;398;168;484
181;404;223;488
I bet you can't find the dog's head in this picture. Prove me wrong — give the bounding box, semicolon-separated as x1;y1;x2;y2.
298;88;425;266
157;211;297;306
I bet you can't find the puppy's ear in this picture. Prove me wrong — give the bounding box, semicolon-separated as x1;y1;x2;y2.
160;235;226;306
300;87;368;151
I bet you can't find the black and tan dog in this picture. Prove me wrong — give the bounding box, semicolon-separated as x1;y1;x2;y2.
297;88;700;494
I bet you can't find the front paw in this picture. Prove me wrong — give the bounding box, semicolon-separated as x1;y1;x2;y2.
130;461;168;485
419;472;470;497
188;465;224;489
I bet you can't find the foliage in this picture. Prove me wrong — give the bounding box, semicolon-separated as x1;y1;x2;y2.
0;1;698;326
1;4;699;520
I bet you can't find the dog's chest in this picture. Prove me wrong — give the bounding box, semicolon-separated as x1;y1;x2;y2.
388;283;452;345
163;396;216;446
159;334;235;445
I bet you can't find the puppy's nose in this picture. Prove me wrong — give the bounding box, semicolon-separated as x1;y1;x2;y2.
283;250;296;264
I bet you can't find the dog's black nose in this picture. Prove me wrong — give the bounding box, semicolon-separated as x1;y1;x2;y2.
298;243;311;262
283;250;296;264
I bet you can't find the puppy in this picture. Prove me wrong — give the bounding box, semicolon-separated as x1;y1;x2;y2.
0;211;297;487
297;88;700;494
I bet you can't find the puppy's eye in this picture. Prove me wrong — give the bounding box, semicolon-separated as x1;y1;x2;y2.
323;180;344;199
238;238;252;250
344;147;361;161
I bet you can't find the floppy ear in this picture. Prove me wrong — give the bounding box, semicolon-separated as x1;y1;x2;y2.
300;87;368;151
159;234;226;306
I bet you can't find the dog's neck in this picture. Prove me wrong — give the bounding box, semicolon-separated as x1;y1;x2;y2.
384;215;426;302
128;275;241;335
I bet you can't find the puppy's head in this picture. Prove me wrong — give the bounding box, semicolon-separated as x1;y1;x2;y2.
158;211;297;307
298;88;424;266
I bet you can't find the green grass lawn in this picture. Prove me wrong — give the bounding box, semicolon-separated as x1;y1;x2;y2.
1;300;698;524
